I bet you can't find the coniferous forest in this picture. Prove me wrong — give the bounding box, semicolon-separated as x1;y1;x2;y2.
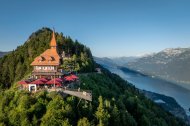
0;28;188;126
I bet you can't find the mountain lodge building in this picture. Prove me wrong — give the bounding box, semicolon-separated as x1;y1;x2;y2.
31;31;64;79
18;30;92;101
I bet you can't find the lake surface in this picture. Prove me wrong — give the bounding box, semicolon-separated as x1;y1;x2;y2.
105;65;190;115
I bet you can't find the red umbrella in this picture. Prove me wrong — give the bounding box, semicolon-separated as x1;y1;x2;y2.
56;83;62;87
46;79;62;85
61;78;65;81
18;80;30;84
31;79;45;84
55;78;63;82
64;76;74;81
38;78;49;83
70;74;78;79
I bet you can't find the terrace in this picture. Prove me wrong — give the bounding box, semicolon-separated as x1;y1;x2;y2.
18;74;92;101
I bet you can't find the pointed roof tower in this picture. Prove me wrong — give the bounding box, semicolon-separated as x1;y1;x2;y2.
50;30;57;48
31;29;61;66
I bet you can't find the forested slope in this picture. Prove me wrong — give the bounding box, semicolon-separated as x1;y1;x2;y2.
0;68;187;126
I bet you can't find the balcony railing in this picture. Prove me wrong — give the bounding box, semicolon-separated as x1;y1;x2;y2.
32;70;57;73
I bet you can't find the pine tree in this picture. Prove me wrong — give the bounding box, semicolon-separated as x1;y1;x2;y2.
32;115;38;126
77;117;90;126
111;104;120;126
95;96;110;126
62;119;71;126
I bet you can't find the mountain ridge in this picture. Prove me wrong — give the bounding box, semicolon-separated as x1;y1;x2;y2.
95;47;190;89
0;51;10;58
125;47;190;88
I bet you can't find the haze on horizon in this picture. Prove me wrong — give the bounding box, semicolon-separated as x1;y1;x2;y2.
0;0;190;57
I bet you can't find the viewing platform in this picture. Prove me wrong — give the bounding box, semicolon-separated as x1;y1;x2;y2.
48;88;92;101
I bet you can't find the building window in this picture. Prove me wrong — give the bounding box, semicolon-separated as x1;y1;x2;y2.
51;66;54;70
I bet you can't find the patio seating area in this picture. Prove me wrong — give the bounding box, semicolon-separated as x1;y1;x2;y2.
18;74;79;92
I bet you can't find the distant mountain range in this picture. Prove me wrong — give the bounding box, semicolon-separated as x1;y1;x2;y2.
94;47;190;88
94;56;138;67
93;57;117;69
125;48;190;85
0;51;9;58
109;56;138;65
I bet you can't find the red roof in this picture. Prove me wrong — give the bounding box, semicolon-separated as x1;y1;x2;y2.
30;49;60;66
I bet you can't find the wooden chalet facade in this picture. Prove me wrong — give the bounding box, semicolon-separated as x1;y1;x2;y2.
31;31;63;79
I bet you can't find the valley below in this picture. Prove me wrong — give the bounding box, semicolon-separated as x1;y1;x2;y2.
95;57;190;123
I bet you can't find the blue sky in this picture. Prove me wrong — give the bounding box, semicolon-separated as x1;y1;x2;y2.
0;0;190;57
